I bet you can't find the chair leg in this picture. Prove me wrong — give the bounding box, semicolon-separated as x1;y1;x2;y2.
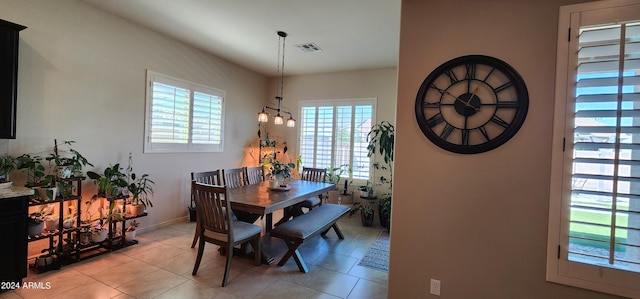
192;238;205;275
190;225;199;248
222;244;233;287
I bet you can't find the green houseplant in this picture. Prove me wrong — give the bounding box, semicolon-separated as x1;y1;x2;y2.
367;120;394;231
325;164;352;203
127;172;154;215
265;158;295;183
87;164;128;199
0;154;16;186
125;153;154;215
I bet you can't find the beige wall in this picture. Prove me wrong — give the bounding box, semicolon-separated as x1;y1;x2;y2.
390;0;621;298
1;0;267;230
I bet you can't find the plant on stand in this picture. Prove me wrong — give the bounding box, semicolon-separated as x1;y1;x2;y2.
125;153;154;216
27;204;53;237
0;154;16;187
125;220;139;242
326;164;352;204
367;121;394;232
16;154;56;202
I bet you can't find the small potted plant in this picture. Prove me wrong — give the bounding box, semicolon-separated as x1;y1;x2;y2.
63;205;76;229
36;243;61;270
28;204;53;237
359;181;375;198
125;220;139;242
0;154;16;188
326;164;352;204
90;219;108;243
87;164;128;199
349;202;375;226
127;172;154;216
265;159;295;187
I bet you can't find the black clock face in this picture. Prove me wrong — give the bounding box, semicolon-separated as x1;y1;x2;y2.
415;55;529;154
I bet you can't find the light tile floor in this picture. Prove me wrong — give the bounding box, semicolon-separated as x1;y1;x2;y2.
2;209;388;299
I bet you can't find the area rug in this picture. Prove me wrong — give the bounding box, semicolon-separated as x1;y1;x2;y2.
358;230;390;272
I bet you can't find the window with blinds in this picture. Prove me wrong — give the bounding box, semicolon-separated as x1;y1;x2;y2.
570;21;640;273
298;99;375;181
144;71;224;153
548;1;640;296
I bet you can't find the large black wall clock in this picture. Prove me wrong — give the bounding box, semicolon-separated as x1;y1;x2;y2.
415;55;529;154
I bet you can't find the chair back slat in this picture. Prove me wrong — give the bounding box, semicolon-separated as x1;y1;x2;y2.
245;166;265;185
223;168;247;188
301;167;327;182
191;181;232;241
191;170;223;185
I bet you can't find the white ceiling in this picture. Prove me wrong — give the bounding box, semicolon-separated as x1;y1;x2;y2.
80;0;401;76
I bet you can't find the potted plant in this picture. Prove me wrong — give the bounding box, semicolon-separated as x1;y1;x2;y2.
125;220;139;242
28;204;53;237
45;140;93;179
326;164;352;204
63;205;76;228
126;172;154;216
265;159;295;187
367;121;394;232
36;243;61;270
0;154;16;188
359;181;375;198
90;219;109;243
349;202;375;226
16;153;46;187
87;164;128;199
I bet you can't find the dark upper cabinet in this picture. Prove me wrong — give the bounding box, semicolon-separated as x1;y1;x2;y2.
0;19;26;139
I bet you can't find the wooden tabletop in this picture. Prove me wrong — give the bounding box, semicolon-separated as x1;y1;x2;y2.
227;179;335;216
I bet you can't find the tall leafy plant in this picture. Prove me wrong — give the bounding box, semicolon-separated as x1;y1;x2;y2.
366;120;394;231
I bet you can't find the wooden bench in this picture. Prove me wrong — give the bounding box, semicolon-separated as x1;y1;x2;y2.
270;203;350;273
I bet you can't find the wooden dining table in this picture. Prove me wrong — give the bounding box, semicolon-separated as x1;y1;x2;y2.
226;179;335;233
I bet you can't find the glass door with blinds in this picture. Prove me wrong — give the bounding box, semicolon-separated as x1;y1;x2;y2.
568;21;640;273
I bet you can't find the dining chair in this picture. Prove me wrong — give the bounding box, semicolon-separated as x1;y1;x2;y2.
191;181;261;287
245;166;265;185
190;170;223;248
275;166;328;226
222;167;247;188
299;167;327;210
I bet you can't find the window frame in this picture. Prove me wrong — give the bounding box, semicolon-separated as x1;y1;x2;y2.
297;98;377;183
144;70;225;153
547;0;640;297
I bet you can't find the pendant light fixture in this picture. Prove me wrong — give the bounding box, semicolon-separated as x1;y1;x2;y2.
258;31;296;127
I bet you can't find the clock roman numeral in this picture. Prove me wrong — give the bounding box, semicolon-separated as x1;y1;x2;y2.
424;101;440;108
430;84;446;95
461;129;470;145
490;115;510;128
493;81;513;93
427;113;445;128
478;126;490;141
465;63;476;80
444;69;459;84
440;123;455;140
496;101;519;108
483;67;496;82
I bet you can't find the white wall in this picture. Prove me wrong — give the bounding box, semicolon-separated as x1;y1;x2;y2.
391;0;621;298
1;0;267;229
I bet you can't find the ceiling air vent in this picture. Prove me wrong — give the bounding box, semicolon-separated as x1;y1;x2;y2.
295;43;322;53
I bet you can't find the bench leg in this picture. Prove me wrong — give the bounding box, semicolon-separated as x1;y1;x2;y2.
278;240;309;273
320;223;345;239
